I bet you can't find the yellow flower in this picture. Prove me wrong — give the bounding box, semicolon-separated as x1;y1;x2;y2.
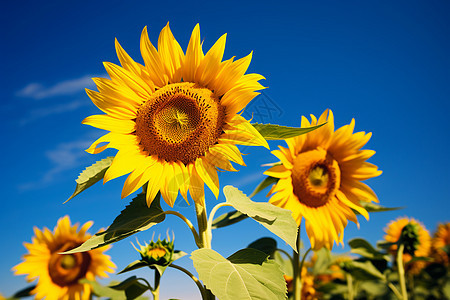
82;23;268;207
384;217;431;274
265;109;381;249
431;222;450;266
13;216;116;300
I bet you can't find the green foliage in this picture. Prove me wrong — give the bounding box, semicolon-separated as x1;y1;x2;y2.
249;176;279;198
247;237;277;257
211;176;279;229
211;210;248;229
65;157;113;202
273;250;293;277
340;260;385;281
348;238;390;261
354;201;403;214
312;248;332;275
191;248;287;300
6;285;36;300
251;123;324;140
223;185;298;251
64;193;165;253
81;278;148;300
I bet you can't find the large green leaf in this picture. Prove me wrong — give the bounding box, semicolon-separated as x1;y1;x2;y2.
340;260;385;281
65;157;114;202
64;193;165;253
191;248;287;300
211;176;279;229
81;279;148;300
348;238;390;261
247;237;278;257
223;185;298;251
251;123;324;140
273;251;293;277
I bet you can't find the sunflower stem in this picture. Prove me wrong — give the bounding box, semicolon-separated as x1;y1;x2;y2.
397;244;408;300
164;211;201;248
387;282;403;300
150;268;161;300
346;273;354;300
170;264;208;300
195;197;214;300
292;226;302;300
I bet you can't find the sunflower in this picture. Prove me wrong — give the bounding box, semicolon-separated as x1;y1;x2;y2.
82;23;268;207
264;109;381;249
13;216;116;300
431;222;450;266
384;217;431;274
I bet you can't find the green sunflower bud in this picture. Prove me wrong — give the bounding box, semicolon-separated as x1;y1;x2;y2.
133;236;174;267
399;223;420;256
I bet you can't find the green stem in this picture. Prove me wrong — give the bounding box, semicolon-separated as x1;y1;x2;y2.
150;269;161;300
276;248;294;262
397;244;408;300
299;248;312;278
346;273;354;300
164;210;201;247
195;197;214;300
387;282;403;300
292;226;301;300
170;264;208;300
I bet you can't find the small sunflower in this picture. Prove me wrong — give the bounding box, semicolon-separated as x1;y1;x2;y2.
82;23;268;207
431;222;450;265
384;217;431;274
264;109;381;249
13;216;116;300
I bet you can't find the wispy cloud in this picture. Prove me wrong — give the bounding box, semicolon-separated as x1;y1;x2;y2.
18;139;95;191
16;74;103;100
19;99;90;126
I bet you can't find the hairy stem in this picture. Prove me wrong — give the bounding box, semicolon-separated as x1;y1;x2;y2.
397;244;408;300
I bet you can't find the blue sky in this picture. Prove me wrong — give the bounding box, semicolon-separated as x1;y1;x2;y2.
1;1;449;299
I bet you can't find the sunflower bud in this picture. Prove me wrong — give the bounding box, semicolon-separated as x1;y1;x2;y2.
399;223;420;256
133;236;174;266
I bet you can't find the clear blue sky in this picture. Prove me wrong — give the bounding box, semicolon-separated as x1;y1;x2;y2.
1;1;449;299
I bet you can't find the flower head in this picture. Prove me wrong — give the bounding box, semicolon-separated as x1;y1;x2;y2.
133;235;174;267
265;109;381;249
13;216;116;300
83;23;268;207
384;217;431;274
431;222;450;266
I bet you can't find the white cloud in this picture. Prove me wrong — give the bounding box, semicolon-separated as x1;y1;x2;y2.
16;74;103;100
19;99;90;126
18;139;95;191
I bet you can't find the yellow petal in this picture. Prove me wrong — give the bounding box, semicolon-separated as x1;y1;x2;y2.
195;158;219;198
82;115;135;134
140;26;168;87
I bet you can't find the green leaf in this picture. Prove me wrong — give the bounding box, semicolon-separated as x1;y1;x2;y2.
357;202;403;214
249;176;279;198
7;285;36;299
191;248;287;300
358;281;389;297
340;260;385;281
211;210;248;229
273;250;293;277
65;157;114;203
64;193;165;253
223;185;298;251
81;279;148;300
312;248;332;275
248;237;277;257
109;276;149;299
348;238;390;261
251;123;324;140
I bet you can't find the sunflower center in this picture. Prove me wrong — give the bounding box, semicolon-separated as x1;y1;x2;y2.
136;82;226;164
291;148;340;208
147;247;167;260
48;242;91;287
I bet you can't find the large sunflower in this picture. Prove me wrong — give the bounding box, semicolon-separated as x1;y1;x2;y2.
264;109;381;249
384;217;431;274
431;222;450;265
13;216;116;300
82;23;268;207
